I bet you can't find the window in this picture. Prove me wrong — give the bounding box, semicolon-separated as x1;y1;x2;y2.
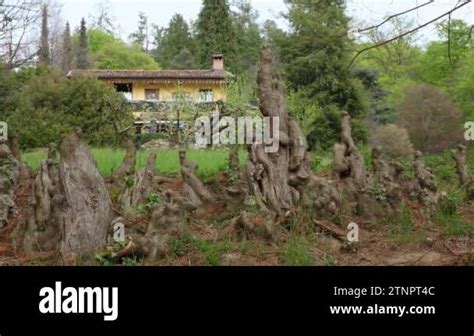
199;89;214;102
145;89;159;101
115;83;133;100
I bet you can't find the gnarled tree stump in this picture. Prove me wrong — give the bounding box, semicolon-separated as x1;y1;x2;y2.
332;111;366;188
451;144;474;200
119;151;157;211
113;139;137;182
116;190;195;260
413;150;440;210
13;130;114;261
8;134;29;184
179;150;214;207
0;141;19;230
244;44;310;215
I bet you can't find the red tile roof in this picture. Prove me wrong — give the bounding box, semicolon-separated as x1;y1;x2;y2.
68;69;232;81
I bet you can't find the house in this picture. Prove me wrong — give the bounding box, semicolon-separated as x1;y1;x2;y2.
67;54;232;104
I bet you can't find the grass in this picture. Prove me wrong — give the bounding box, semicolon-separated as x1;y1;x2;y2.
436;191;474;237
23;147;331;178
194;239;233;266
390;204;416;241
381;204;425;244
282;235;315;266
23;148;248;177
437;212;474;237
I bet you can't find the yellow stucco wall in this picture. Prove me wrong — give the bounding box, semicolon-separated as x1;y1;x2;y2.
133;82;226;101
105;80;227;102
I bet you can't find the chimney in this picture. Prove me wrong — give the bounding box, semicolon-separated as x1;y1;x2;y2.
212;54;224;70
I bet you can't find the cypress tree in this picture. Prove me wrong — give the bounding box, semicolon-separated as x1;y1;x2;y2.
231;0;262;74
61;22;73;72
76;18;90;69
170;47;196;70
154;14;194;69
281;0;365;115
274;0;368;149
195;0;237;71
38;5;50;66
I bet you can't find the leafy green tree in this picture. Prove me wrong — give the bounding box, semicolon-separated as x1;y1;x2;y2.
353;68;393;125
88;29;159;70
129;12;149;51
0;63;19;120
273;0;368;148
170;47;196;69
280;0;366;114
452;51;474;120
356;18;421;88
38;5;50;66
416;19;472;88
195;0;237;71
153;14;195;69
76;18;90;69
231;0;262;74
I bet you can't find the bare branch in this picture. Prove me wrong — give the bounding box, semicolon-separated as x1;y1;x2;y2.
356;0;434;34
347;0;472;69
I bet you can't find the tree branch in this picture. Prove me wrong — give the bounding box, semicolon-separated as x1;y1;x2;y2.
347;0;472;69
356;0;434;34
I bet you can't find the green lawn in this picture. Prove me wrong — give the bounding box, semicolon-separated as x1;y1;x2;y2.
23;148;248;177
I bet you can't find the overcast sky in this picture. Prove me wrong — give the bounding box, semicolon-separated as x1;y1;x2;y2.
60;0;473;45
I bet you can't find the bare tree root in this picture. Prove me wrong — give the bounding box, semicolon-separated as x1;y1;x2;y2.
115;190;195;260
300;176;341;220
230;210;276;242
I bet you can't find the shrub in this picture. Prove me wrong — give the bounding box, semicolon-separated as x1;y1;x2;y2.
396;84;463;154
370;124;414;160
6;69;133;149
